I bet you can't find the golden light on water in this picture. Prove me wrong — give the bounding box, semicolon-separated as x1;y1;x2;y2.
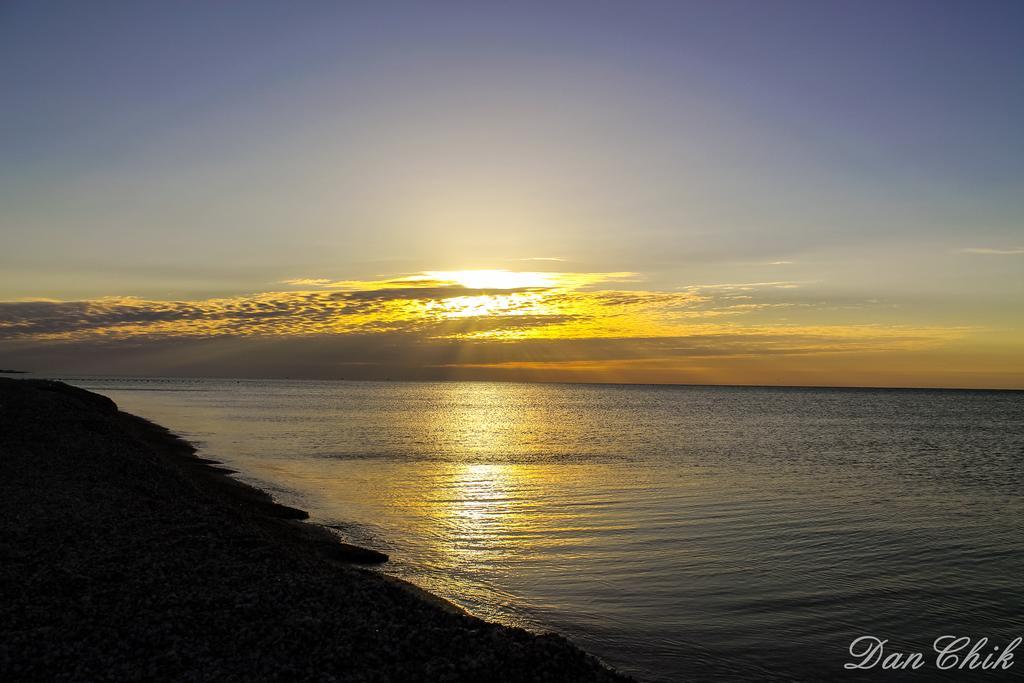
422;383;537;572
449;463;513;563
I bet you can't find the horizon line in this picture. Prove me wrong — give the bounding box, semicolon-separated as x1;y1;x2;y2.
14;372;1022;393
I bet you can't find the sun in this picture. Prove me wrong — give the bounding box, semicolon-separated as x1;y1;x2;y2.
424;270;557;290
417;270;559;322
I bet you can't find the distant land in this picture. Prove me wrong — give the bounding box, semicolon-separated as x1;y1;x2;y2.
0;369;27;374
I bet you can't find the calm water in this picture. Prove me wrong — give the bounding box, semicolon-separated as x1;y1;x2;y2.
63;378;1023;680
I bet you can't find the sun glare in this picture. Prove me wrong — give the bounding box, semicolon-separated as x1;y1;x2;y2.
425;270;558;290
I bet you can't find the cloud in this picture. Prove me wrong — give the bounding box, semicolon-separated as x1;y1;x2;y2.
957;247;1024;255
333;285;535;302
679;281;807;291
280;278;333;286
0;324;966;386
281;270;637;292
0;269;968;381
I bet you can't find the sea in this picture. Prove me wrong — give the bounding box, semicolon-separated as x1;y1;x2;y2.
60;377;1024;681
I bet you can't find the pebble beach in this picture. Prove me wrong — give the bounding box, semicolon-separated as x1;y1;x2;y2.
0;378;628;682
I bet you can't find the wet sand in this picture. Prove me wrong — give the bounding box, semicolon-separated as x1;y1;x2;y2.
0;378;629;681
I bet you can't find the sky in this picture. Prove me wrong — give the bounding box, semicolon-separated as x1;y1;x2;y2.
1;0;1022;388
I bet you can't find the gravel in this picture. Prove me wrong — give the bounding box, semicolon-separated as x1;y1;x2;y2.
0;378;631;682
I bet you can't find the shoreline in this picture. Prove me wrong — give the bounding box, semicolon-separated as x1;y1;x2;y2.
0;378;630;681
116;409;395;566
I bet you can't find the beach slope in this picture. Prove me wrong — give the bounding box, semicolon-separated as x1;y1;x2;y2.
0;378;629;682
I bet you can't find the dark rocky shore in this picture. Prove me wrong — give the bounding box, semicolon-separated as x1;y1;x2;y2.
0;379;630;682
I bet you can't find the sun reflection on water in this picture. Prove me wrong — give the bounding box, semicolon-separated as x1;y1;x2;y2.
427;383;528;571
446;464;513;562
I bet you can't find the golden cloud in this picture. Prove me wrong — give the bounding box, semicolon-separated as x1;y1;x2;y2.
0;271;964;363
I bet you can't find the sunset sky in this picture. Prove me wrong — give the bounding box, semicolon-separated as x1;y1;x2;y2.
2;1;1022;388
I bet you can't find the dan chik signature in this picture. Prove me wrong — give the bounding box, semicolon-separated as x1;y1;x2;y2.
846;636;1021;672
